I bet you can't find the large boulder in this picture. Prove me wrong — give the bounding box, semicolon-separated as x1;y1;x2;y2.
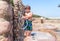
0;18;11;34
0;0;13;41
0;0;13;22
24;31;56;41
0;18;13;41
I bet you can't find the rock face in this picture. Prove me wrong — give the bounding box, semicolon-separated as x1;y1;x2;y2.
0;18;13;41
0;0;25;41
0;1;13;22
0;0;13;41
13;0;24;41
24;31;56;41
0;18;11;34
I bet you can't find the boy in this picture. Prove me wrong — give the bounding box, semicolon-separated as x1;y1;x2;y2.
22;5;33;37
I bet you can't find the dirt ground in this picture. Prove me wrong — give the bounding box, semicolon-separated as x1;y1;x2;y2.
32;18;60;41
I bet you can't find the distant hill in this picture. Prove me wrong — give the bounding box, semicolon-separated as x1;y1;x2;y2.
32;14;50;20
32;14;42;17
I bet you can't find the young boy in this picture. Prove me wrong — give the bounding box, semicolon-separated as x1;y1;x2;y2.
22;5;33;37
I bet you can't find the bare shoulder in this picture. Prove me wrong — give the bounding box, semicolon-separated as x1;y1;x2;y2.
30;12;33;14
29;12;33;15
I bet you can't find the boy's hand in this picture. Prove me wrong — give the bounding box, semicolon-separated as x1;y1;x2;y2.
22;16;28;20
22;16;26;19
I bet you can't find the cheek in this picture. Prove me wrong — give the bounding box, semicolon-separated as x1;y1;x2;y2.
25;10;30;12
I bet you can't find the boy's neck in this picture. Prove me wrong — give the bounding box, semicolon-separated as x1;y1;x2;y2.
25;11;30;13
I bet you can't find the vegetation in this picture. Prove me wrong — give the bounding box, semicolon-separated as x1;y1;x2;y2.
32;14;42;17
32;14;51;20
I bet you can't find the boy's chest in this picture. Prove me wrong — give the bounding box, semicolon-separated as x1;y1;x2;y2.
25;13;30;16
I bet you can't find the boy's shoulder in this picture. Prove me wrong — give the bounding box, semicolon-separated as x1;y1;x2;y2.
29;12;33;14
30;12;33;13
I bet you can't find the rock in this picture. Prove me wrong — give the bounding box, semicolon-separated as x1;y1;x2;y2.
0;37;9;41
0;18;11;34
0;18;13;41
0;1;13;22
24;36;37;41
0;0;13;41
24;31;56;41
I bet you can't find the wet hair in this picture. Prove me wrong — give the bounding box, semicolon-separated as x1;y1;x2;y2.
25;5;31;10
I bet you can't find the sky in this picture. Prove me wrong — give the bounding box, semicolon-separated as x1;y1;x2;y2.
22;0;60;18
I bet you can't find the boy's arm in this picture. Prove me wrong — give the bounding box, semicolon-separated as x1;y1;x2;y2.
25;12;32;19
22;12;33;19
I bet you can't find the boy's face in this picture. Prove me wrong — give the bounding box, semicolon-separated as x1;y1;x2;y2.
25;9;30;13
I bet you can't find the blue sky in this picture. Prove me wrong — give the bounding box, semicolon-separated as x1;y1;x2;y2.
22;0;60;18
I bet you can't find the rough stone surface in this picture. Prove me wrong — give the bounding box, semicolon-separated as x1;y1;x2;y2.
24;31;56;41
13;0;24;41
0;0;13;41
0;1;13;22
0;18;13;41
